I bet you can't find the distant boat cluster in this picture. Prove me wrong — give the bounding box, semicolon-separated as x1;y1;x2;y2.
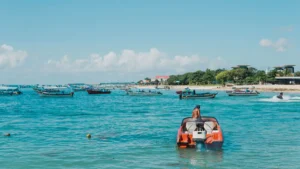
31;83;125;97
176;86;260;99
1;83;261;99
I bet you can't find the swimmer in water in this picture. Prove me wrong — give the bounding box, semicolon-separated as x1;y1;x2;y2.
277;92;283;99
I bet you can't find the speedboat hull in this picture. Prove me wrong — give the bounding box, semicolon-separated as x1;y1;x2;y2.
177;117;224;150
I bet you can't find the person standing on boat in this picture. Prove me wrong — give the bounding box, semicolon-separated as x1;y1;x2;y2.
192;105;201;119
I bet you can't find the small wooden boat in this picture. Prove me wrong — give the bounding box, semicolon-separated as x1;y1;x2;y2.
39;91;74;97
177;88;217;99
39;86;74;97
127;89;162;96
176;87;192;94
227;86;260;96
0;91;13;96
87;88;111;94
228;92;259;96
179;92;218;99
155;86;170;90
68;83;90;92
177;116;223;150
0;87;22;96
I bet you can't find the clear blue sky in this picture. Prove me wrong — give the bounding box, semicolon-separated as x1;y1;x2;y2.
0;0;299;84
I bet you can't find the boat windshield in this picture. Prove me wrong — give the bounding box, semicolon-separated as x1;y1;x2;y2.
181;116;219;126
181;117;219;133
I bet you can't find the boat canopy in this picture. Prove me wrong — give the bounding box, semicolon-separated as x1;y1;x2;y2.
43;86;70;89
0;86;19;91
41;86;73;92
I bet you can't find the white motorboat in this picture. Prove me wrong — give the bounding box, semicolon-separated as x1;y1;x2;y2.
39;86;74;97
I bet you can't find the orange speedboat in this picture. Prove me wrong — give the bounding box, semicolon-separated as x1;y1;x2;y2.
177;116;224;150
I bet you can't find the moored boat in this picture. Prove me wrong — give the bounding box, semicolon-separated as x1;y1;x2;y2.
176;87;192;94
177;116;223;150
0;86;22;96
227;86;259;96
179;92;218;99
87;88;111;94
155;86;170;90
127;89;162;96
68;83;90;92
39;86;74;97
177;89;217;99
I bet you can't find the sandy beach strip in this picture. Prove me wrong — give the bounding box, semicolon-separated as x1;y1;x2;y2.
134;85;300;93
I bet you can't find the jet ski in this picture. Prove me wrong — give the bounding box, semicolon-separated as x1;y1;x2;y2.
277;95;283;99
277;93;283;99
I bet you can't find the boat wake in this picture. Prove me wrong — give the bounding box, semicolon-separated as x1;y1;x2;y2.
259;95;300;102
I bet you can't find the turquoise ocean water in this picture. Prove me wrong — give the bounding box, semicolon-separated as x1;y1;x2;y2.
1;89;300;169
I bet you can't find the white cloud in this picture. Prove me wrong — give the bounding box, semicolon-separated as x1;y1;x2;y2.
0;44;28;69
46;48;226;74
259;38;288;52
259;39;272;47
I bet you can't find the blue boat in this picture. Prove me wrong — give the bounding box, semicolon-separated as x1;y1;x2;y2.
178;89;217;99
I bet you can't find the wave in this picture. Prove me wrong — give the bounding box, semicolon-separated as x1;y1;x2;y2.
259;95;300;102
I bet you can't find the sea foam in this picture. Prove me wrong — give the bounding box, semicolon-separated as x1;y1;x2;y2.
259;95;300;102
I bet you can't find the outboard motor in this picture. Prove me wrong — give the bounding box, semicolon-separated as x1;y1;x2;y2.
193;129;206;142
193;120;206;142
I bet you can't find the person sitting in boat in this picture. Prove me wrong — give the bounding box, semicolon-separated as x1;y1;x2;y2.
192;105;201;119
193;90;196;95
277;92;283;99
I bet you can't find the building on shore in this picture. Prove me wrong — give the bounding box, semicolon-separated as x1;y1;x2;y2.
273;65;295;76
155;76;169;82
274;65;299;84
275;77;300;84
138;76;169;85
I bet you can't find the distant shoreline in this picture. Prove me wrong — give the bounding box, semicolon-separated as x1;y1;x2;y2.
135;85;300;93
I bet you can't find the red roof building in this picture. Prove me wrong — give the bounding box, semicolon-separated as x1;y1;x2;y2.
155;76;169;80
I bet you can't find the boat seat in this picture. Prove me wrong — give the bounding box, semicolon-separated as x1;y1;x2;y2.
204;122;217;134
185;122;197;133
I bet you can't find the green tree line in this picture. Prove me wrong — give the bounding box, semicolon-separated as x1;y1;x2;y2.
166;68;300;85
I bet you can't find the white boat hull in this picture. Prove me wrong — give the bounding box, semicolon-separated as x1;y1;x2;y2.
39;92;74;97
127;92;162;96
228;93;259;96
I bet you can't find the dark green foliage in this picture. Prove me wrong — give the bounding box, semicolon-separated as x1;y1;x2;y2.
295;71;300;77
162;68;297;85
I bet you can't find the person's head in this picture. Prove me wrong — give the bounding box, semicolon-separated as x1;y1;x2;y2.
195;105;200;109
